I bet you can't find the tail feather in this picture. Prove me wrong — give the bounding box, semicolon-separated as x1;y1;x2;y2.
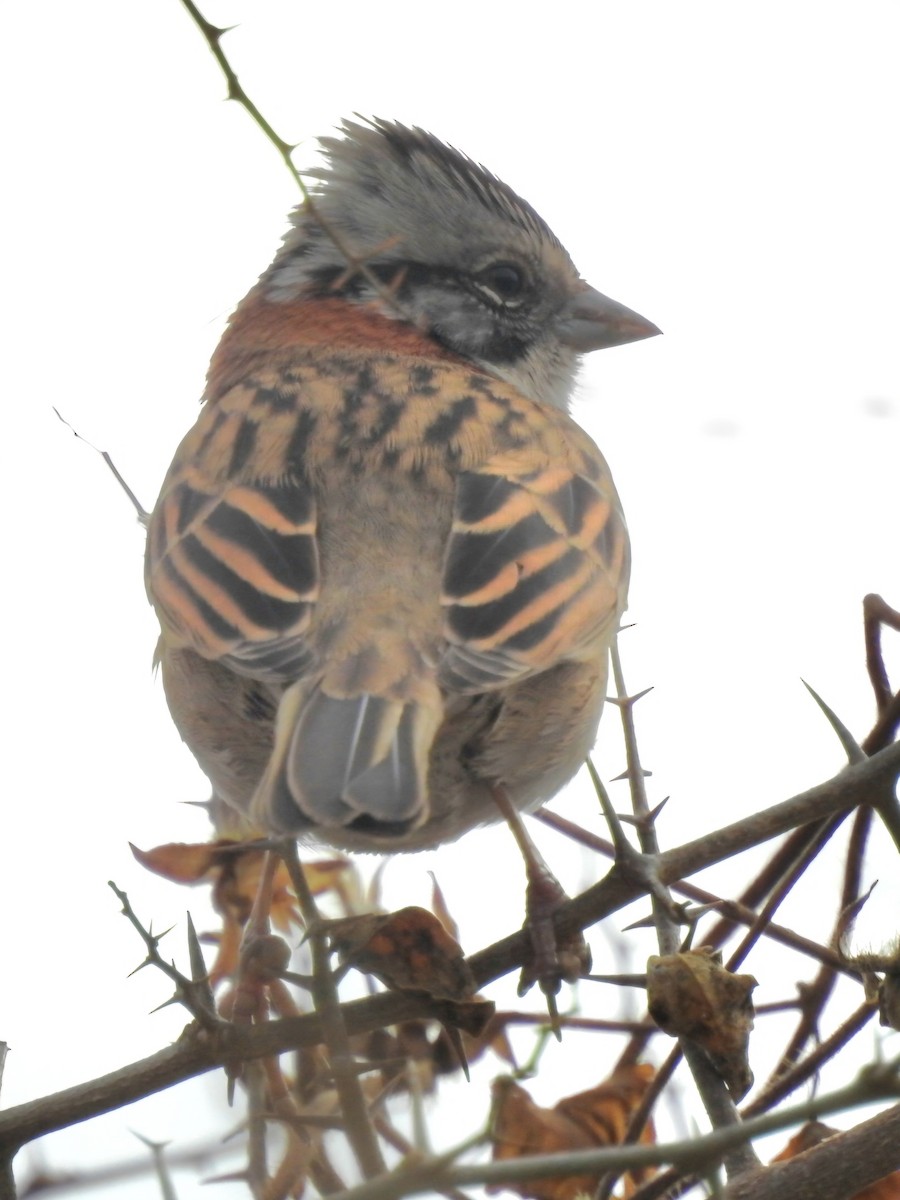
252;672;442;836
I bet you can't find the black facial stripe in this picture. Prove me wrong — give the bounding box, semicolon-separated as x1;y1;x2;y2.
303;257;533;365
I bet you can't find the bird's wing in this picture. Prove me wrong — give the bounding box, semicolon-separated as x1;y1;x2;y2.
439;432;629;693
145;390;319;683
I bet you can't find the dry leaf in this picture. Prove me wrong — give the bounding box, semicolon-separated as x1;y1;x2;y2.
489;1063;655;1200
325;906;476;1000
647;947;756;1099
132;841;350;982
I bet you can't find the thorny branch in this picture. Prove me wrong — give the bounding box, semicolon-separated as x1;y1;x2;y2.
2;733;899;1178
177;0;413;320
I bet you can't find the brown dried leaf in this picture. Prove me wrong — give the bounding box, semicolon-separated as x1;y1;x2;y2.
326;906;476;1001
130;839;224;884
489;1064;655;1200
647;947;756;1099
132;841;351;983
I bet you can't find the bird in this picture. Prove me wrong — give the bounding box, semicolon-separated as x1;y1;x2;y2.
145;117;659;860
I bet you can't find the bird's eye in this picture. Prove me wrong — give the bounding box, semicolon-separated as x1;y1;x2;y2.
474;262;527;306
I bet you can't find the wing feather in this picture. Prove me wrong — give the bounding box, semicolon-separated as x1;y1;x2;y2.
439;452;628;693
146;468;319;682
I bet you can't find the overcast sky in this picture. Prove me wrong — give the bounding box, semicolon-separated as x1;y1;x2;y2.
3;3;899;1196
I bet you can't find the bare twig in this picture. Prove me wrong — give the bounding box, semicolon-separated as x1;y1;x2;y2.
53;408;149;523
278;839;386;1179
536;810;849;975
176;0;411;319
108;883;220;1029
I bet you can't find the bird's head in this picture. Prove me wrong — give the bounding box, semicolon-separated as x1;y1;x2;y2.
264;117;659;410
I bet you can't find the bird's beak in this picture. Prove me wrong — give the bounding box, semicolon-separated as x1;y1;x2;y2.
557;284;661;353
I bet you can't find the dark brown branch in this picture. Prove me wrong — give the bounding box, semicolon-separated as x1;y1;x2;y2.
279;840;386;1178
722;1099;900;1200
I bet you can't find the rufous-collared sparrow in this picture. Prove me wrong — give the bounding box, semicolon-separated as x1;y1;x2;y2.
145;118;658;853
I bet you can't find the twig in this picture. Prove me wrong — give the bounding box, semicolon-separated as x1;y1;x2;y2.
536;810;849;975
53;407;149;523
607;642;759;1190
721;816;839;974
129;1132;178;1200
744;1000;876;1117
863;593;900;717
176;0;410;318
108;883;219;1029
278;839;386;1179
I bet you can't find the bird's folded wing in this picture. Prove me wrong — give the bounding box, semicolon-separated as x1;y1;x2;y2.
145;461;319;682
439;446;629;692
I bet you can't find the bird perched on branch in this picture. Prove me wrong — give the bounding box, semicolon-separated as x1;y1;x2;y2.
145;117;658;857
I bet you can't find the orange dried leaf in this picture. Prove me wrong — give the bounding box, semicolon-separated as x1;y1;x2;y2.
302;857;359;903
327;906;476;1001
557;1063;656;1147
131;840;325;984
489;1064;655;1200
130;839;223;883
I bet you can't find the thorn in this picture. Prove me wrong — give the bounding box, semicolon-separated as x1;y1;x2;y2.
150;993;184;1014
648;797;669;822
617;798;668;831
130;1130;171;1152
543;990;562;1041
186;914;217;1013
279;969;316;988
610;768;652;782
679;927;696;952
585;972;648;988
681;901;724;922
801;679;866;763
607;686;654;709
186;914;207;981
204;1169;251;1185
440;1024;471;1082
621;912;659;932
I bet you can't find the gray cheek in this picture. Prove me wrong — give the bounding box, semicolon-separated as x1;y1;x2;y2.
408;289;496;355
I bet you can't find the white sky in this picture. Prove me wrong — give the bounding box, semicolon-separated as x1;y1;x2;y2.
2;2;899;1196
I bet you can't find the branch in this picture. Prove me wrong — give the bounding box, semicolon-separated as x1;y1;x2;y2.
4;742;899;1157
471;739;900;988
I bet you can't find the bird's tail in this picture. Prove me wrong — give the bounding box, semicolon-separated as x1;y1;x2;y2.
251;639;442;838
